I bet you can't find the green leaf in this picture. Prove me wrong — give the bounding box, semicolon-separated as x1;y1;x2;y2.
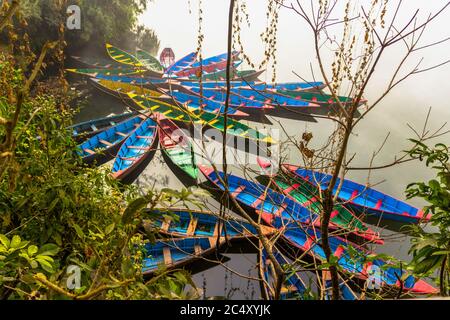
38;243;60;256
28;245;38;256
10;235;21;249
105;223;115;235
0;235;10;248
73;224;85;240
36;258;54;273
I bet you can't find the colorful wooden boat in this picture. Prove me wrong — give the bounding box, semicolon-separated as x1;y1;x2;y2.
174;51;241;77
69;112;136;141
223;88;319;108
259;245;313;300
165;52;197;75
278;90;354;105
252;82;326;91
93;74;170;85
142;237;224;275
181;81;325;91
136;49;164;74
128;93;276;144
90;78;164;100
270;174;382;244
199;166;378;243
66;67;146;77
77;114;146;165
188;87;274;109
111;116;158;180
169;91;248;116
277;220;437;294
106;43;143;67
146;209;275;240
157;115;199;179
282;164;431;223
188;69;264;82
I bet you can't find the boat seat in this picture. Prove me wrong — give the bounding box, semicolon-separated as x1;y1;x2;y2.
163;247;172;265
116;131;128;137
83;148;96;155
136;135;154;139
99;139;113;146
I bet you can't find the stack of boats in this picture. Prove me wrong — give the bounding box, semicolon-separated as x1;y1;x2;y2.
66;44;437;299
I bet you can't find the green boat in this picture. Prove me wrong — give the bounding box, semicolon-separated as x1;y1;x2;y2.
136;49;164;73
106;43;142;67
128;93;276;144
157;114;198;179
278;90;354;105
271;174;383;244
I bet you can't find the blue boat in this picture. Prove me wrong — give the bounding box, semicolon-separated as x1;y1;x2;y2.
142;237;223;275
188;87;273;109
77;114;146;165
69;112;135;141
111;116;158;181
226;88;319;107
252;82;325;91
199;166;376;242
146;209;275;240
189;52;239;69
277;219;437;294
180;81;325;91
282;164;430;223
165;52;197;75
169;91;248;116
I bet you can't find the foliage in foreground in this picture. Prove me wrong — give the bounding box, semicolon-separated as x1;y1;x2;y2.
0;48;201;300
406;141;450;296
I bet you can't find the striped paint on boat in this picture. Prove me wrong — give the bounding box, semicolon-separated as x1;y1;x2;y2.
157;115;199;179
136;49;164;73
128;93;277;144
111;116;158;180
170;91;248;116
276;219;437;294
272;175;382;244
146;209;275;239
77;114;146;165
166;52;197;75
188;87;273;109
282;164;431;223
142;237;224;275
199;166;379;243
106;43;142;67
